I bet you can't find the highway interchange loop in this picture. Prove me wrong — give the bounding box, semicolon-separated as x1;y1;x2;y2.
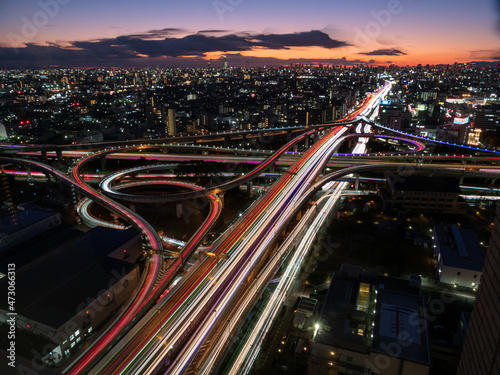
5;82;500;374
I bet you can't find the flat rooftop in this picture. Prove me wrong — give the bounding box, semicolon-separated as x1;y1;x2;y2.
434;224;484;271
315;274;370;352
297;297;318;314
0;225;84;274
315;267;431;364
0;208;58;236
372;285;431;365
0;226;140;329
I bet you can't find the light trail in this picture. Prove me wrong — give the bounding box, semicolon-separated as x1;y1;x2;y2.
160;84;392;374
224;128;372;375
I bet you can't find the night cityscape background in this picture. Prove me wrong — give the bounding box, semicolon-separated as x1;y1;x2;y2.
1;1;500;375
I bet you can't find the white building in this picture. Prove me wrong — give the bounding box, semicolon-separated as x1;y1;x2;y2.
432;224;484;288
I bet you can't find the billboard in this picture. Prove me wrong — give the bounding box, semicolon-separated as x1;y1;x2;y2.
454;117;470;124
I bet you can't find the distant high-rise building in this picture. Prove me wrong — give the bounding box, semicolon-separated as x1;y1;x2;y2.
0;122;8;140
168;108;177;136
457;205;500;375
378;102;410;130
223;55;228;69
473;104;500;131
186;120;197;134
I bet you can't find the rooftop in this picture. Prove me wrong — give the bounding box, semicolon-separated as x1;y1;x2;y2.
315;266;431;364
0;208;59;236
0;225;84;274
315;267;376;352
0;226;140;328
434;224;484;271
372;277;431;365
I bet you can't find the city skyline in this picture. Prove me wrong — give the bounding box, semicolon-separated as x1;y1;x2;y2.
1;0;500;68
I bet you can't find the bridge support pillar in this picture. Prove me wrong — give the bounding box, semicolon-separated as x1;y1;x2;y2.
305;136;310;148
176;203;183;218
246;181;253;196
269;165;275;173
26;167;31;180
459;176;464;185
100;157;107;171
56;149;63;162
293;144;298;152
219;193;224;206
224;135;231;148
259;133;265;149
41;150;47;161
287;130;292;142
313;131;319;142
71;185;78;206
354;173;360;191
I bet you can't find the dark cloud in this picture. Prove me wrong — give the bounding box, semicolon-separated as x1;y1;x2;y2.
71;33;254;58
470;49;500;61
252;30;349;49
468;60;500;68
360;48;406;56
0;30;349;68
198;30;231;34
125;28;188;40
203;53;375;68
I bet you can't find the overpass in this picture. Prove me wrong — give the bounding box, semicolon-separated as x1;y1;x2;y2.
0;125;315;155
7;81;499;374
79;83;391;375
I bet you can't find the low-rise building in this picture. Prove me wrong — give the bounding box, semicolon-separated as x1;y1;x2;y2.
0;208;61;252
432;224;484;288
378;175;468;215
309;265;431;375
293;297;318;330
0;226;142;365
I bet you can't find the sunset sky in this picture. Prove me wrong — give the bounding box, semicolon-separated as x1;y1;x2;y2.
1;0;499;68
